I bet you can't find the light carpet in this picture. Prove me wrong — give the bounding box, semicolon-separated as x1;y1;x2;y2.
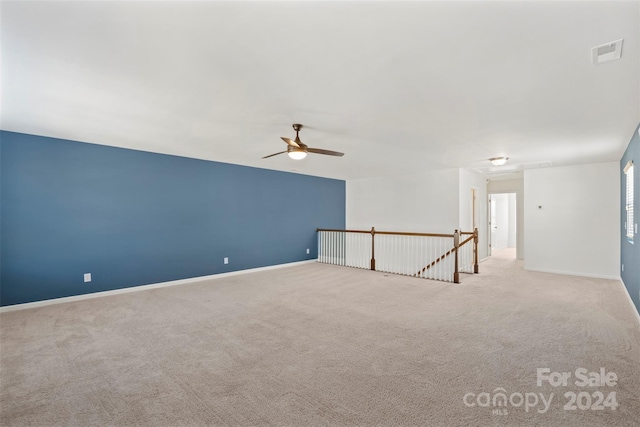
1;255;639;426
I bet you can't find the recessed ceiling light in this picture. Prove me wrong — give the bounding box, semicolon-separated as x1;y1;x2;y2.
489;157;509;166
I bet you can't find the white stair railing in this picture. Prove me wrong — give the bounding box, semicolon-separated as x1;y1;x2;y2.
458;231;478;274
317;227;479;283
317;229;372;269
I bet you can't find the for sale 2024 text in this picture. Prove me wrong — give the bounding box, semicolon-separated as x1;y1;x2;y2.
537;368;618;411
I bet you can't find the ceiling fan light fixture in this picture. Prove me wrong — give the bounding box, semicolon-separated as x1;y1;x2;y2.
263;123;344;160
490;157;509;166
288;150;307;160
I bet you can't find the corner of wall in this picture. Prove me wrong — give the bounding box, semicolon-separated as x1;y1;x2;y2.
0;132;3;292
620;123;640;315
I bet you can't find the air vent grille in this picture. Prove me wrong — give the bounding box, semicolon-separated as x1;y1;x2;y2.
592;39;623;65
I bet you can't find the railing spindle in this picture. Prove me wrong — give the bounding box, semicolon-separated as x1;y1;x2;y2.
331;231;334;265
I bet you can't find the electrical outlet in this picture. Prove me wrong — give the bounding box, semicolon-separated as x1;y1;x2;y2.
84;273;91;283
622;264;624;272
306;248;310;254
224;257;229;265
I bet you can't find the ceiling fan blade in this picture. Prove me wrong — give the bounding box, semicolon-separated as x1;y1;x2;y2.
262;151;287;159
307;147;344;157
281;137;300;148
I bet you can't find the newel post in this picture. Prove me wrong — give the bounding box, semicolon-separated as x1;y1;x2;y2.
370;227;376;271
473;227;479;273
453;229;460;283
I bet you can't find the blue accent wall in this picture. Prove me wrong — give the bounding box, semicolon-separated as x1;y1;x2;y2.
0;131;345;306
621;123;639;314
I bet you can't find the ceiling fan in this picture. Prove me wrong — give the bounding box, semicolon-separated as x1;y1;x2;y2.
262;124;344;160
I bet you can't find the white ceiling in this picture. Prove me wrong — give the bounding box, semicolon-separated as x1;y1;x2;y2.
2;1;639;181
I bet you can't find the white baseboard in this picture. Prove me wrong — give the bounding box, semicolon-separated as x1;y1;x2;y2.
619;279;640;329
524;267;620;281
0;259;317;313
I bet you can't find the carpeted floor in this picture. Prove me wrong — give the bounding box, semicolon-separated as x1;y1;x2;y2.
1;255;639;426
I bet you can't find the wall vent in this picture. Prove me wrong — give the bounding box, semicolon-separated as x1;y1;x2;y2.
518;161;553;169
592;39;623;65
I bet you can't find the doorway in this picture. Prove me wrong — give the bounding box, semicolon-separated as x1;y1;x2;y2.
488;193;517;258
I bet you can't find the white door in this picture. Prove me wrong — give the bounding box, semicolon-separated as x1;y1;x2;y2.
489;193;516;256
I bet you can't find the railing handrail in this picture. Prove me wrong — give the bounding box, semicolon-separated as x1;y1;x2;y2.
416;247;455;276
317;228;455;238
459;234;474;247
316;228;373;234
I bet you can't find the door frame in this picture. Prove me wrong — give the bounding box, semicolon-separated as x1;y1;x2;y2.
487;192;517;257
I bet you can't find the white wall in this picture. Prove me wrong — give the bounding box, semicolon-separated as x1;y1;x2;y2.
346;168;488;264
488;178;524;259
524;162;619;279
508;193;517;248
346;169;459;233
459;169;488;260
